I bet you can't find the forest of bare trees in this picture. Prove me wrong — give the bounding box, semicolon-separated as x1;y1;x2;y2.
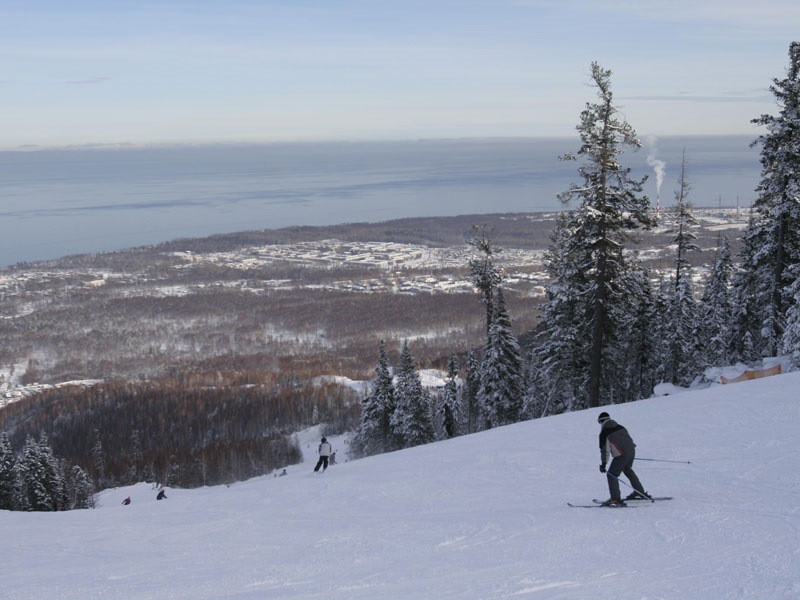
0;373;360;489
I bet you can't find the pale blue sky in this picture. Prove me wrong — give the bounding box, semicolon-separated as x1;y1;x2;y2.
1;0;798;148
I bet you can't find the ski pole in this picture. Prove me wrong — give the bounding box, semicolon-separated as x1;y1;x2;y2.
636;458;692;464
604;471;654;503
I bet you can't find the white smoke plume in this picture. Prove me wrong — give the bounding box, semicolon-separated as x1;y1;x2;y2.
646;135;666;198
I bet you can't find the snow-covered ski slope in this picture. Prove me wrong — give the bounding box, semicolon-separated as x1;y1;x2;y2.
2;372;798;599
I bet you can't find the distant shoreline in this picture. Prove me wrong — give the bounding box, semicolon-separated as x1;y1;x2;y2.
0;136;759;266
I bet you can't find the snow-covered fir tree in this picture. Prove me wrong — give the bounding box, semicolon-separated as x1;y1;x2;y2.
699;235;737;369
15;434;63;512
91;429;107;489
734;41;800;359
391;341;435;449
0;432;16;510
65;464;95;510
352;340;396;458
468;225;503;335
607;267;659;400
541;61;653;408
438;353;463;439
463;348;482;434
667;273;700;386
648;276;673;384
478;288;523;427
730;210;766;362
532;212;589;414
664;152;701;385
780;265;800;365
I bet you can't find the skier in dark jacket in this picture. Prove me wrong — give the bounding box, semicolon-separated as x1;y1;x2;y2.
598;412;649;505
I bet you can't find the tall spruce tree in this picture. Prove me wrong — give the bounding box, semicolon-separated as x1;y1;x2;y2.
352;340;396;457
665;152;701;385
779;264;800;364
548;61;654;408
391;341;435;449
65;464;95;509
15;434;62;512
438;354;463;439
700;235;737;368
0;432;16;510
735;42;800;359
609;267;658;400
477;288;523;427
534;212;588;414
468;225;503;335
464;348;482;434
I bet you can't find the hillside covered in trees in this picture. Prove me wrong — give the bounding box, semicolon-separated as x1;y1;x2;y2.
1;43;798;509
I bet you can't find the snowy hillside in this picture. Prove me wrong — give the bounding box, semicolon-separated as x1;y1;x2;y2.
1;372;798;599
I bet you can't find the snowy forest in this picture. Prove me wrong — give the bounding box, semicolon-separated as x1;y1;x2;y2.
2;43;799;509
350;44;800;458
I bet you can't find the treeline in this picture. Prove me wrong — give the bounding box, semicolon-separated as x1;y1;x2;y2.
351;291;524;459
354;47;800;460
0;374;360;490
0;432;94;512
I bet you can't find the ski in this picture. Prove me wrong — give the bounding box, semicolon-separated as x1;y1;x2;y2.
623;496;673;502
567;502;631;508
593;497;673;504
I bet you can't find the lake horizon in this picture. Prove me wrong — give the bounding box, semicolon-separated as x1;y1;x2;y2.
0;135;761;267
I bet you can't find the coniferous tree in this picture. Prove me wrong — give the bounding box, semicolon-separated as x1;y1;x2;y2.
667;273;699;386
438;353;463;439
779;265;800;365
736;42;800;358
649;276;673;384
664;153;701;385
15;434;62;511
65;464;95;509
0;432;17;510
391;341;435;448
730;210;765;362
533;212;588;413
477;288;523;427
90;429;107;488
463;348;482;434
468;225;503;335
129;429;144;483
544;61;653;408
700;235;737;368
609;267;659;400
352;340;396;457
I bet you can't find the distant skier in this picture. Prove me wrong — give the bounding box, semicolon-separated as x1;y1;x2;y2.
156;489;167;500
598;412;649;506
122;496;131;505
313;437;332;472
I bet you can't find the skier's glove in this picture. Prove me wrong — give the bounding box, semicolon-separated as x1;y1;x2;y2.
599;464;606;473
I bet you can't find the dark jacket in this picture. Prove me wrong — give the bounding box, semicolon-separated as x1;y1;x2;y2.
599;419;636;465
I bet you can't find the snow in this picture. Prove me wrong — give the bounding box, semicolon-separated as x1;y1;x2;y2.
1;372;799;599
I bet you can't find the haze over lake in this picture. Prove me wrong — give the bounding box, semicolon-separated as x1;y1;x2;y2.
0;136;759;266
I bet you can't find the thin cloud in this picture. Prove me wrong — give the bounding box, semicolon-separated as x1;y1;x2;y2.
621;92;771;103
64;76;111;85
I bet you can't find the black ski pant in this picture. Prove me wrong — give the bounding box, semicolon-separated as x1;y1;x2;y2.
607;451;645;501
314;456;329;472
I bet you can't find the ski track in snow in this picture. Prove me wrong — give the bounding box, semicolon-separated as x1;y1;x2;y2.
1;374;799;599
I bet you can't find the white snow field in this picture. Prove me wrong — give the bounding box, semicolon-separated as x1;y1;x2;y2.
1;372;798;599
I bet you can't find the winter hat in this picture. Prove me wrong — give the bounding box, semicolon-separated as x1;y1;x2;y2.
597;412;611;424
